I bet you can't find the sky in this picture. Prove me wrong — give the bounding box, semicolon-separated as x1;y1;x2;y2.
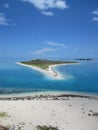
0;0;98;59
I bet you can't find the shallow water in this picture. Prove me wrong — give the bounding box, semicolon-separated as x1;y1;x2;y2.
0;58;98;95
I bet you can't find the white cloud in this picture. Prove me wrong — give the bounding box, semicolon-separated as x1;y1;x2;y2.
34;48;58;55
93;17;98;21
21;0;69;10
92;8;98;15
46;41;66;48
41;11;54;16
92;8;98;22
54;0;68;9
0;13;10;25
4;3;9;8
34;41;67;55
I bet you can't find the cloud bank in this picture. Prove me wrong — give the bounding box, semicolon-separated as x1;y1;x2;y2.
33;41;66;55
34;48;58;55
0;13;10;25
92;8;98;22
21;0;69;16
46;41;66;48
21;0;68;10
92;8;98;15
93;17;98;21
41;11;54;16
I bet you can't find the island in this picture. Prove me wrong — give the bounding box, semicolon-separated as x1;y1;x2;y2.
17;59;78;79
74;58;94;61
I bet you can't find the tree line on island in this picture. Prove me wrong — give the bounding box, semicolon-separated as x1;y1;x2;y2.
20;59;78;70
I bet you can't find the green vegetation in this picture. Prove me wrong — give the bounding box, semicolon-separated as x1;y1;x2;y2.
0;112;9;118
36;125;59;130
21;59;77;69
3;127;9;130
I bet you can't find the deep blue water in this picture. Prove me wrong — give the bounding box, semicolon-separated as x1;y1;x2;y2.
0;58;98;95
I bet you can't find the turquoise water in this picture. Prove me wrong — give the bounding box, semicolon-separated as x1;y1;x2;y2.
0;58;98;95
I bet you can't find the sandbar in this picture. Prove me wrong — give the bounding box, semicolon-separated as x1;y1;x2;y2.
17;62;67;80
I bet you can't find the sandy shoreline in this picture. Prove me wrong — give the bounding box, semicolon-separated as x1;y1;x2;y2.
0;63;97;130
0;90;98;98
0;92;98;100
0;93;98;130
16;62;68;80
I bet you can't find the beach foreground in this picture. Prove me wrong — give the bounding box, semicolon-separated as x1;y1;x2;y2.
0;94;98;130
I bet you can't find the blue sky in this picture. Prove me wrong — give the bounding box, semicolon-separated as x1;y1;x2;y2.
0;0;98;59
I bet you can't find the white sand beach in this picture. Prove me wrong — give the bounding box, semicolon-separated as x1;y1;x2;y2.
16;62;66;80
0;93;98;130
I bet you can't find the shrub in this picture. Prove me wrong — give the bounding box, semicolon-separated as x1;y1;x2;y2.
36;125;59;130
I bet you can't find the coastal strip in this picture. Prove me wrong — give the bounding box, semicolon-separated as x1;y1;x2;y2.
0;93;98;130
0;93;98;100
16;62;66;80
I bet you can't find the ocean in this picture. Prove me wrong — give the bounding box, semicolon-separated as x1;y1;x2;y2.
0;58;98;95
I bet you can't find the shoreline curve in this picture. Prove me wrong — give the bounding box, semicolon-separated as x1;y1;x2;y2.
16;62;66;80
